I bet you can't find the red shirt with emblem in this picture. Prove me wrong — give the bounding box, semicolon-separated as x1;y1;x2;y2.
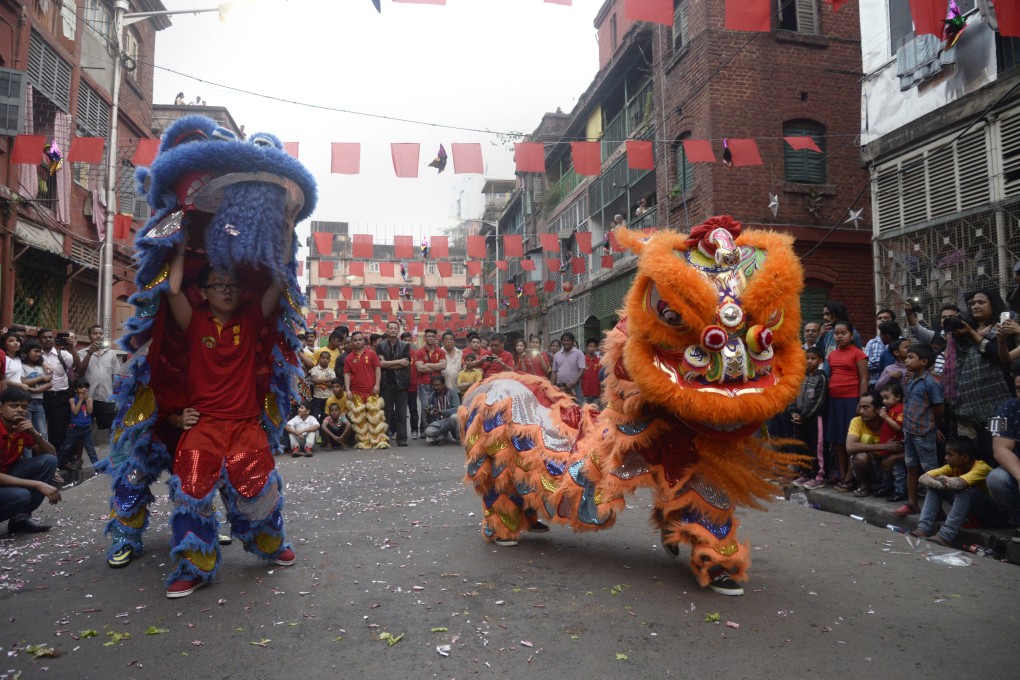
0;419;35;474
344;348;381;395
478;350;514;379
415;345;445;387
185;302;265;420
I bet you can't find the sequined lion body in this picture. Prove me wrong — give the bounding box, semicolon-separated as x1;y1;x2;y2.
460;216;806;587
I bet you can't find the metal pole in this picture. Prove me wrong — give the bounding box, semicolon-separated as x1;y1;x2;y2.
494;224;500;334
101;0;128;341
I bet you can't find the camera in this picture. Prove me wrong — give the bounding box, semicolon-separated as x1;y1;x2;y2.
483;355;495;362
55;332;71;347
942;316;966;333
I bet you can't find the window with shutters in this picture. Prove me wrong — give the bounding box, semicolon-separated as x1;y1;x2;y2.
999;112;1020;199
783;120;827;184
673;0;689;52
123;27;140;81
27;31;72;112
0;68;25;136
73;82;110;189
84;0;112;40
777;0;818;35
673;133;695;197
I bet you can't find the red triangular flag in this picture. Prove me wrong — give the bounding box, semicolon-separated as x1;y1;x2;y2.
67;137;105;164
682;139;716;163
437;262;452;277
467;261;482;276
571;141;602;176
283;142;299;158
352;234;374;259
388;287;400;299
318;261;334;279
11;135;45;164
503;235;524;257
484;284;495;296
725;0;770;31
624;0;673;26
451;143;484;174
315;299;325;310
625;140;654;170
540;234;560;252
340;287;353;300
132;139;160;167
394;235;414;259
391;143;420;178
523;283;536;295
364;287;377;300
467;235;487;258
727;139;763;166
784;136;822;153
313;232;333;256
431;236;449;258
513;142;546;173
413;286;425;298
576;232;592;254
529;296;541;308
330;142;360;174
314;286;326;300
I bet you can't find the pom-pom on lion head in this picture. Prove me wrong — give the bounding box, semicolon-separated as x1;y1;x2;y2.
612;216;805;439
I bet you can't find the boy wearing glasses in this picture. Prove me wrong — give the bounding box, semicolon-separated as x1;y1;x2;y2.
159;232;296;598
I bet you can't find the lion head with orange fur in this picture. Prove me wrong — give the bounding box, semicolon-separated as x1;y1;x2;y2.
604;215;804;439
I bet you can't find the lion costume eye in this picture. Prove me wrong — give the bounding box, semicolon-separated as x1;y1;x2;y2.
250;134;279;149
647;285;687;328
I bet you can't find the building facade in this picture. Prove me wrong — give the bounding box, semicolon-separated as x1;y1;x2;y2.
0;0;167;334
497;0;875;345
859;0;1020;320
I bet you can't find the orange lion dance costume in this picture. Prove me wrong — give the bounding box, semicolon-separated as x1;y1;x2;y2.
460;216;806;594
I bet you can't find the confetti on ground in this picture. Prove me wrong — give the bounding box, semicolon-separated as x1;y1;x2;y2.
378;632;404;646
726;621;740;629
103;632;131;647
144;627;169;635
704;613;721;623
430;627;448;632
616;653;629;660
24;645;59;659
249;639;271;647
436;644;451;656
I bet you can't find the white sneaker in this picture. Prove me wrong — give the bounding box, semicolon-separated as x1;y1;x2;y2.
494;538;518;547
411;431;419;440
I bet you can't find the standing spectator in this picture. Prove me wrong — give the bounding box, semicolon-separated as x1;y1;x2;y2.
791;346;828;488
0;387;60;533
875;337;909;389
551;332;587;403
910;436;1003;547
18;340;50;443
38;329;80;468
517;336;551;378
77;325;122;435
284;402;319;457
423;373;461;444
825;321;868;489
864;309;895;386
2;332;24;392
817;300;863;365
943;289;1011;455
581;339;602;405
60;379;98;468
414;329;446;439
343;331;381;402
174;92;185;105
307;351;335;422
802;321;821;350
905;303;959;375
377;321;411;447
548;339;561;356
466;333;483;359
314;330;345;375
870;320;901;387
895;344;944;517
401;331;420;440
440;331;462;392
512;339;527;373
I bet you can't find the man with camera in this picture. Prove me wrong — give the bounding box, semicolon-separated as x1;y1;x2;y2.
470;334;514;380
905;303;961;376
423;373;461;444
37;329;82;468
77;325;122;438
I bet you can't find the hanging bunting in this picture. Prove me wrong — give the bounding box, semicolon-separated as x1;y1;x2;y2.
576;232;593;254
496;261;508;271
601;254;615;270
513;142;546;173
571;257;585;274
315;299;325;310
436;286;448;298
296;261;304;277
467;235;487;258
784;136;822;153
451;143;484;174
341;287;353;300
540;234;560;252
520;259;536;271
391;143;421;178
67;137;105;164
437;261;452;277
543;280;556;293
727;139;764;166
625;140;655;170
394;235;414;259
466;261;482;276
998;0;1020;37
380;262;395;278
313;232;334;256
503;235;524;257
330;142;361;174
571;141;602;176
352;233;374;258
908;0;947;36
408;261;424;277
725;0;771;32
132;139;161;167
546;257;561;272
682;139;716;163
624;0;673;26
364;287;377;300
431;236;449;258
824;0;850;11
318;260;335;279
314;286;327;300
283;142;300;158
350;261;365;277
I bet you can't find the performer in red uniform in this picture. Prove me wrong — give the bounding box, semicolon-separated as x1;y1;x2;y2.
163;230;296;599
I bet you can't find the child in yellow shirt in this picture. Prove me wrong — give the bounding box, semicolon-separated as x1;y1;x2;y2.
457;354;483;396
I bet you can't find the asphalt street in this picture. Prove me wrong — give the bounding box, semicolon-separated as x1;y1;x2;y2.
2;439;1017;680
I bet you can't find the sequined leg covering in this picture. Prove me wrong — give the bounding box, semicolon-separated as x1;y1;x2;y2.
167;473;221;585
223;468;290;560
100;439;171;561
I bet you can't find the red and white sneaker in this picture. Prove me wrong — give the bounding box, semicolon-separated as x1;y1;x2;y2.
291;447;301;458
303;446;313;457
274;547;296;566
166;576;206;599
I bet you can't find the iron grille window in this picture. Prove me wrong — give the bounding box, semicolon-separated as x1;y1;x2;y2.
783;121;827;184
14;259;62;328
0;68;25;136
27;31;72;112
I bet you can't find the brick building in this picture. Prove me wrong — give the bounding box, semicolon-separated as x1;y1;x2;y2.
497;0;875;345
0;0;168;334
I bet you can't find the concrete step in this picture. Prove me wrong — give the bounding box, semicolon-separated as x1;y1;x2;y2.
783;484;1020;565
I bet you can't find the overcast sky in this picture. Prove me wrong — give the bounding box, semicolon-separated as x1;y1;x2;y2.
152;0;603;249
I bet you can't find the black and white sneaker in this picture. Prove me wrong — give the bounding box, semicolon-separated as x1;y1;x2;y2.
708;572;744;596
528;521;550;533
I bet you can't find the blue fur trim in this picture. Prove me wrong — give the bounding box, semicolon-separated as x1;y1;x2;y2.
225;469;291;561
167;474;221;585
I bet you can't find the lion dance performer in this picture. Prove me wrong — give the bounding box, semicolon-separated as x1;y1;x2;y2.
460;216;806;595
98;116;315;598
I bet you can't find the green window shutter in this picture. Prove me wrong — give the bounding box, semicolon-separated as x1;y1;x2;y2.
0;68;25;136
783;123;826;184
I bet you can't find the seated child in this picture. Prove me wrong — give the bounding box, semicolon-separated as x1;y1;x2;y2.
876;381;907;501
320;403;351;450
457;354;483;396
909;436;1000;547
285;402;319;458
791;346;827;489
875;337;909;389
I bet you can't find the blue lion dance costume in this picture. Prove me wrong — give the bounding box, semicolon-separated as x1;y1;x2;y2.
98;116;316;588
